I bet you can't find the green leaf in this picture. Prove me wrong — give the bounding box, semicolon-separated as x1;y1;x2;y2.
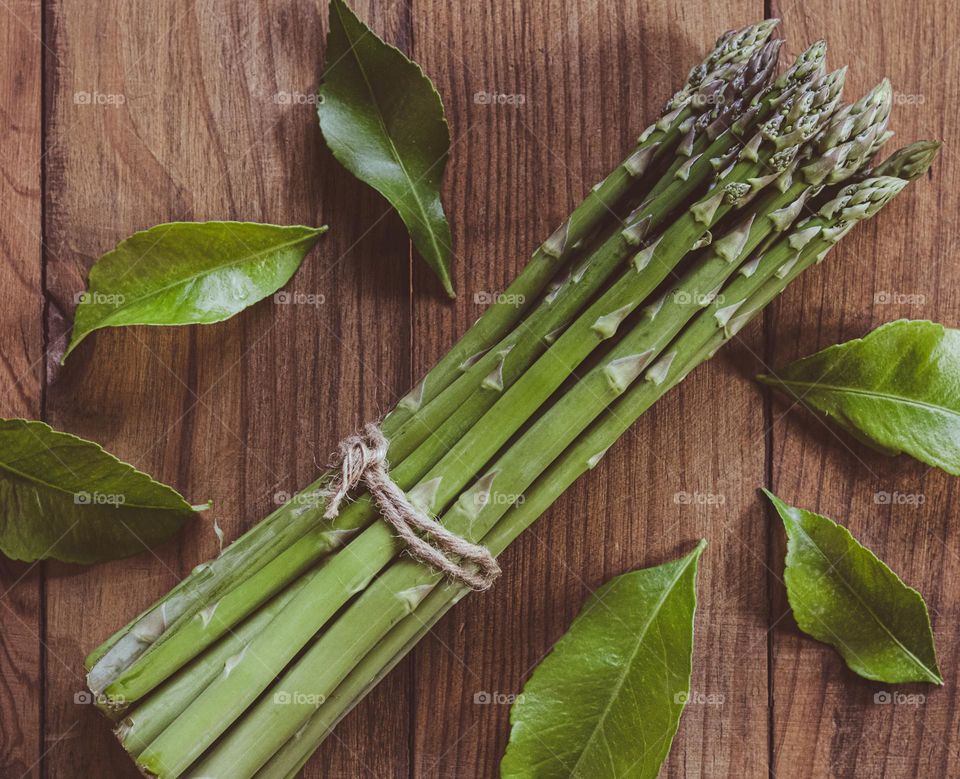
0;418;206;564
500;541;705;779
64;221;327;361
764;490;942;685
318;0;455;297
758;320;960;474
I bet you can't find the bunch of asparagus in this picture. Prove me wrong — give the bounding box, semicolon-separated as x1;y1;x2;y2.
85;21;939;778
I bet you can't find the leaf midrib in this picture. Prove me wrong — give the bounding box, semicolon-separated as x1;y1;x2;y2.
0;454;186;512
767;378;960;419
790;518;940;682
566;553;696;776
333;0;445;267
84;232;317;330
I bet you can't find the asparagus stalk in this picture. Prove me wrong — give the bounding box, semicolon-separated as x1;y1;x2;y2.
251;144;936;779
96;49;792;738
93;31;791;712
95;35;924;779
383;35;784;456
162;73;847;779
254;583;458;779
387;18;782;420
116;574;314;756
86;21;781;697
111;44;842;779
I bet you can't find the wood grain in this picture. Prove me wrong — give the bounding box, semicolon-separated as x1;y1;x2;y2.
0;1;953;777
41;1;408;776
768;2;960;777
408;1;770;777
0;1;43;777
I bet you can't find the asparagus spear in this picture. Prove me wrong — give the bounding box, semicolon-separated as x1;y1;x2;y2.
387;23;773;423
162;72;847;779
382;35;785;458
389;18;782;415
85;21;781;696
115;575;313;756
92;31;790;710
108;50;834;777
251;144;936;779
95;54;791;731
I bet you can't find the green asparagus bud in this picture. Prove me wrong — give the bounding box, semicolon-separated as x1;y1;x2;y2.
802;79;894;186
869;139;942;180
663;19;780;113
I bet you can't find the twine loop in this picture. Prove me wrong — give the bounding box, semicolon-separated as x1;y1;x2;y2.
322;424;501;591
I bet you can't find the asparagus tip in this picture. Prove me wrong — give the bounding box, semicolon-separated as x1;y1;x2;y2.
871;140;942;181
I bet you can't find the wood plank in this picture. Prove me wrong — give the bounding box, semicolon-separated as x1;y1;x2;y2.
768;3;960;777
0;0;43;776
41;1;410;776
409;2;767;776
29;3;960;777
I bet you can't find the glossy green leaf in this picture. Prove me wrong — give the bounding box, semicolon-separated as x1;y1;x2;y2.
765;490;942;685
64;221;327;361
318;0;455;297
0;418;206;564
501;541;705;779
758;320;960;474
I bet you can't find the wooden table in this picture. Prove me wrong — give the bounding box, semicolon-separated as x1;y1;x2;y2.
1;1;957;776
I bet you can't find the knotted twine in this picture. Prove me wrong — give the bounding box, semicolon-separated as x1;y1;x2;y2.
322;424;501;591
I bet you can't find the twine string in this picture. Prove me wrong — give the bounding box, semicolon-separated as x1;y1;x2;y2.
322;424;501;591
